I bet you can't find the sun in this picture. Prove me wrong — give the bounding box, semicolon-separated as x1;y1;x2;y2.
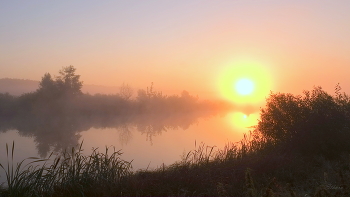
217;59;272;104
235;78;254;95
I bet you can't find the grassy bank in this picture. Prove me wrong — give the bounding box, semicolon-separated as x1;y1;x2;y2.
1;136;350;197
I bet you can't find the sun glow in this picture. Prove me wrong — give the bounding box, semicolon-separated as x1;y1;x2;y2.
235;78;254;95
218;59;272;104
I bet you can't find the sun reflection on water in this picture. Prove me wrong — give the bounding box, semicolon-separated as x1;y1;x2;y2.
226;112;259;130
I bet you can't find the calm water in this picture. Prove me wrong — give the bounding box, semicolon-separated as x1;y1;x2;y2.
0;111;259;185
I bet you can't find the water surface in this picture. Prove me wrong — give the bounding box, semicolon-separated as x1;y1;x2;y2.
0;111;259;185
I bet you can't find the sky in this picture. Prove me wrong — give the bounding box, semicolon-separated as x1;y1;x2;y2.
1;0;350;102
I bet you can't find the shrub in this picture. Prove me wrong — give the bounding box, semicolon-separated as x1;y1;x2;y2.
257;85;350;158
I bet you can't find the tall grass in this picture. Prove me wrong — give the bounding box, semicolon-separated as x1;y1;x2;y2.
180;131;264;167
0;141;47;196
0;142;132;197
123;131;350;196
2;132;350;196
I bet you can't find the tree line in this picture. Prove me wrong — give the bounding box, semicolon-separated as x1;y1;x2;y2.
0;66;230;120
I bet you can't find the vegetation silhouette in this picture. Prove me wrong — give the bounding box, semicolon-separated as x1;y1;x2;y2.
0;66;232;157
256;84;350;159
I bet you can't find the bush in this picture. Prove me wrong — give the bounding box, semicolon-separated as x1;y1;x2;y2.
256;85;350;158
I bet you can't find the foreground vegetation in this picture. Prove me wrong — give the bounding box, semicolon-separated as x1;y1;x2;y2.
2;134;350;196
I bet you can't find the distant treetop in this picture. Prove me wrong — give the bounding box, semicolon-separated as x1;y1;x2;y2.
38;65;83;97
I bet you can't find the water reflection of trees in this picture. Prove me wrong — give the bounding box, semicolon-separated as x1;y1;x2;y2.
0;109;225;157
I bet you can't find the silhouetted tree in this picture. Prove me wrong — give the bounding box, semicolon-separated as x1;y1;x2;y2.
256;86;350;158
37;73;59;99
36;66;83;98
56;65;83;96
39;73;55;91
119;83;133;100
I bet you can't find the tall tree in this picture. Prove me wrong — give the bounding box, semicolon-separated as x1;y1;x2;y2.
38;73;56;92
56;65;83;96
37;73;59;99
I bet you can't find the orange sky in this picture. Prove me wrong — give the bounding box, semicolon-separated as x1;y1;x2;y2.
1;1;350;101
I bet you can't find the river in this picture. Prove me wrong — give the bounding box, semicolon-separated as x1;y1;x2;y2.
0;111;259;185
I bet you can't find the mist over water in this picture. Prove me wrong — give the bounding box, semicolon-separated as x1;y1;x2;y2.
0;108;258;185
0;108;225;158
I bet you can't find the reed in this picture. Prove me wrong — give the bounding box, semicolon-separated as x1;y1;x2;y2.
0;142;132;197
